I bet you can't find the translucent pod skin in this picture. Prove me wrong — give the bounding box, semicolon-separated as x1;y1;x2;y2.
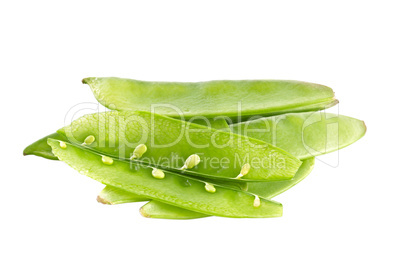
83;77;337;120
57;111;301;182
48;139;283;218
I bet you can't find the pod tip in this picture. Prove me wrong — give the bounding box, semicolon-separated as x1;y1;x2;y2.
23;146;33;156
96;195;111;205
139;207;150;218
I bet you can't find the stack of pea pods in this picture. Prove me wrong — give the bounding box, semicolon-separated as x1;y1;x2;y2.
24;78;366;219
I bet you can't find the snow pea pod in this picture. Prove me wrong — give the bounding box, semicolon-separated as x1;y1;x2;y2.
58;111;301;181
231;112;366;160
98;158;314;219
48;139;283;218
83;77;337;120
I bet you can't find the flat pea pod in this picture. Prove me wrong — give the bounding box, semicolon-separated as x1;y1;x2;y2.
58;111;301;181
231;112;366;160
98;158;315;219
83;77;337;120
48;139;283;218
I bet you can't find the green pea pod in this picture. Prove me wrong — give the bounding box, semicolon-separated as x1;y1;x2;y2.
99;158;315;219
48;139;283;218
58;111;301;181
83;77;337;120
231;112;366;160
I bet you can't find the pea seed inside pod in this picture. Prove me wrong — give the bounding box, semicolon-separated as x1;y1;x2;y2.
82;135;95;146
180;154;201;170
59;141;67;149
204;183;216;193
253;195;261;208
151;168;165;179
130;144;147;160
101;155;113;165
235;163;251;179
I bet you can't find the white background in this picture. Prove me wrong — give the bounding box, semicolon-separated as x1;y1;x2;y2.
1;1;401;267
